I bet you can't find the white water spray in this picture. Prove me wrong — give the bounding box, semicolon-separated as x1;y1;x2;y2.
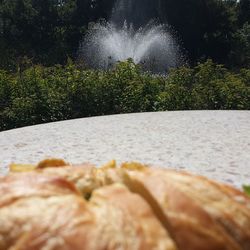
80;0;183;72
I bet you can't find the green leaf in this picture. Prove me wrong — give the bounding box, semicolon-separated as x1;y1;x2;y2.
243;185;250;196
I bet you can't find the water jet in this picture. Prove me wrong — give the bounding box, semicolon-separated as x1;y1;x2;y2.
79;0;184;73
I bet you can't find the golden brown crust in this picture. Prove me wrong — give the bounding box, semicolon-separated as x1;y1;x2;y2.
149;169;250;249
2;160;250;250
0;173;96;250
9;158;69;173
89;183;177;250
0;195;96;250
34;164;103;198
0;172;176;250
0;173;80;208
36;158;69;169
123;169;241;250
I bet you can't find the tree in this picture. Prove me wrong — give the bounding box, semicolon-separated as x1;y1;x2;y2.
229;23;250;68
0;0;107;70
238;0;250;25
157;0;238;65
0;0;249;70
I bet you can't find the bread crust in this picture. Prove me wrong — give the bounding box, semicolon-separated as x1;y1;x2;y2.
3;160;250;250
123;169;242;250
149;169;250;249
89;183;177;250
0;172;176;250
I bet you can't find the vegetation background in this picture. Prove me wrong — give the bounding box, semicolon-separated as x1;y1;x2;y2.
0;0;249;131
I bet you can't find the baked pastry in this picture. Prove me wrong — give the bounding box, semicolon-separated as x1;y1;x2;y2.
0;159;249;250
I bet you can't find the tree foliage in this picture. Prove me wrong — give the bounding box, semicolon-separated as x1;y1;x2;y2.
0;60;249;131
0;0;114;70
0;0;249;70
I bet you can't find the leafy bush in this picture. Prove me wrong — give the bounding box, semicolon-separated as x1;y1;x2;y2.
191;61;250;109
243;185;250;197
0;60;249;131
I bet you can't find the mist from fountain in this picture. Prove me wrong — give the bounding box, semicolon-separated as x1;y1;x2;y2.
79;0;184;73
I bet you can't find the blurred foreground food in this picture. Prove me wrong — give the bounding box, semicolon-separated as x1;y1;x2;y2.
1;159;250;250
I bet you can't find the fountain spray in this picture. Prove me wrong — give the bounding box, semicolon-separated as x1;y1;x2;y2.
79;0;184;73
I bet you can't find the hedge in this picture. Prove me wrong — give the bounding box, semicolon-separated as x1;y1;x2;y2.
0;60;249;131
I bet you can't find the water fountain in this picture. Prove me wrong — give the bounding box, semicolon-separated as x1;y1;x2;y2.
79;0;184;73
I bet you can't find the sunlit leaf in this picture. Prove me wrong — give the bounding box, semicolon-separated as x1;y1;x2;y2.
243;185;250;196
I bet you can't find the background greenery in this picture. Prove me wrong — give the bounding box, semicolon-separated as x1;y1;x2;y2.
0;0;250;70
0;0;249;131
0;60;249;131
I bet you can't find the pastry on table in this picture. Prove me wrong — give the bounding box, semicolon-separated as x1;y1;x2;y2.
0;159;249;250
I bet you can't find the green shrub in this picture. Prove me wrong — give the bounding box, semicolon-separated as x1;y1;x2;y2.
0;60;249;131
191;60;250;109
0;70;14;130
155;66;194;111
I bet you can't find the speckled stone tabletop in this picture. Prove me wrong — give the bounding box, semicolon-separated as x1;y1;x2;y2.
0;111;249;188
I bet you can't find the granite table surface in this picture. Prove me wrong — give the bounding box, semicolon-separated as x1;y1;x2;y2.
0;111;249;188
